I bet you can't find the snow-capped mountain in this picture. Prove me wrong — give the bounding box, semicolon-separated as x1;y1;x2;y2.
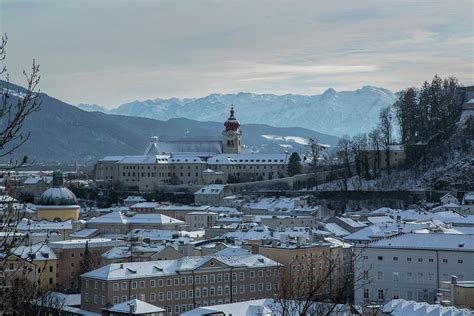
76;103;109;113
77;86;396;136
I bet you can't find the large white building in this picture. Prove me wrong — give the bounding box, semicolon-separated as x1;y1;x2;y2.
95;107;289;191
355;233;474;305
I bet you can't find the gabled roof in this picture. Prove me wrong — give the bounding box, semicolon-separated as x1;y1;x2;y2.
194;184;225;195
87;211;184;225
382;299;472;315
107;299;165;314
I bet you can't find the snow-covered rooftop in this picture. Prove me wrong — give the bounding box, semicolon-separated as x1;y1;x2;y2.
49;238;123;249
83;253;280;280
16;219;73;231
24;176;53;185
194;184;225;195
14;243;57;261
124;196;146;202
323;223;351;237
382;299;472;315
208;153;288;165
87;211;184;225
365;233;474;252
107;299;165;314
130;202;159;209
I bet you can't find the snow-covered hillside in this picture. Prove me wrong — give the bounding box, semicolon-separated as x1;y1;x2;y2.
77;86;396;136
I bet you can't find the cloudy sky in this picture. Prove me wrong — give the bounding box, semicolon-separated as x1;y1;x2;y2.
1;0;473;107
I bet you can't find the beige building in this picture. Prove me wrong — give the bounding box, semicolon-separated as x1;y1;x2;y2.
253;238;353;301
50;238;123;291
439;277;474;309
0;254;40;313
94;108;289;191
367;145;406;170
185;211;219;230
80;254;280;315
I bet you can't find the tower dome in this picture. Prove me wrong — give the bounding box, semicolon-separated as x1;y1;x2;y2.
224;106;240;131
38;170;78;206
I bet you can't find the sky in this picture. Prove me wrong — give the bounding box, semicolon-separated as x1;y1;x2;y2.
1;0;473;108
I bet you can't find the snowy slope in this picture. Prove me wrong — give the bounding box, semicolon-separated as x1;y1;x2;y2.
78;86;396;136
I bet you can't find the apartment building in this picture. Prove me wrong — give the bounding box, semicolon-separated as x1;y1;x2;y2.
49;238;124;291
355;233;474;305
184;211;219;230
80;254;280;315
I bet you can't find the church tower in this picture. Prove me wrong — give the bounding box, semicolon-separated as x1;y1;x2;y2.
222;106;241;154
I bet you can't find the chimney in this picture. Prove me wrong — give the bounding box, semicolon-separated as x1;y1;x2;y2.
451;275;458;285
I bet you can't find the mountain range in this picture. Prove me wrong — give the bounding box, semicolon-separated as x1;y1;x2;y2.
77;86;397;136
0;81;338;165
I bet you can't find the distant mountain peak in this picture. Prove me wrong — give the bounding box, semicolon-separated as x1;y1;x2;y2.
79;86;396;136
320;88;337;100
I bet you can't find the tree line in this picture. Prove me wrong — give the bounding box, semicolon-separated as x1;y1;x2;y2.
394;76;461;145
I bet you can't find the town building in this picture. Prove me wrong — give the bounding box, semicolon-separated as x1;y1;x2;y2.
22;175;53;200
193;184;226;206
252;237;353;301
438;277;474;309
13;243;58;291
355;233;474;305
80;253;280;314
366;145;406;170
0;254;39;313
49;238;124;291
440;192;460;205
94;107;290;191
184;211;219;230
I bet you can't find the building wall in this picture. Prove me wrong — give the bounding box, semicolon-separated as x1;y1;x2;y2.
36;207;80;222
367;149;406;170
51;246;113;291
194;193;224;206
81;265;279;315
35;258;58;291
169;162;206;185
257;245;351;299
355;247;474;305
453;285;474;309
256;216;315;229
185;213;219;230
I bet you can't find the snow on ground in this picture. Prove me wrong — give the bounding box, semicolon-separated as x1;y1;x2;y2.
284;136;309;145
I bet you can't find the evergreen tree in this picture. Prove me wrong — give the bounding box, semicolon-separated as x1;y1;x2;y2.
378;106;394;175
287;152;302;176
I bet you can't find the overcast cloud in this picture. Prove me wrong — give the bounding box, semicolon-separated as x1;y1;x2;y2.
1;0;473;107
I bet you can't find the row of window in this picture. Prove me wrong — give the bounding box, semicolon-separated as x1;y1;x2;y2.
88;270;275;292
85;283;275;306
363;288;435;302
373;255;464;263
364;270;465;283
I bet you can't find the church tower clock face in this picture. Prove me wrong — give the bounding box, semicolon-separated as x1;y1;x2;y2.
222;106;242;154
